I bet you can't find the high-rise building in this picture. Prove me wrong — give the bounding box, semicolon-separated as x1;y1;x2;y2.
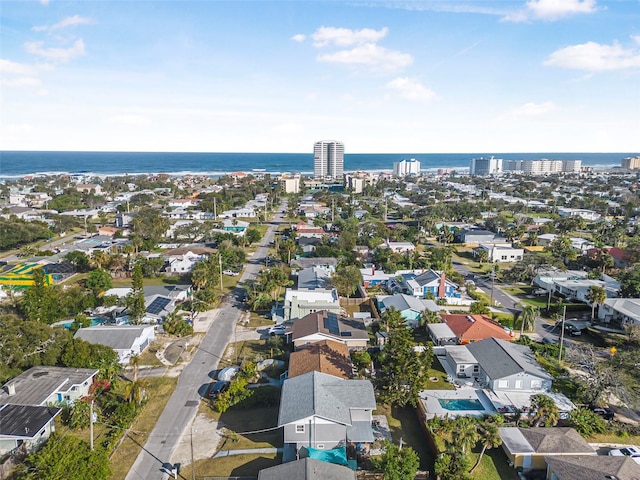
393;159;421;177
470;156;502;175
314;141;344;179
503;159;581;174
622;156;640;170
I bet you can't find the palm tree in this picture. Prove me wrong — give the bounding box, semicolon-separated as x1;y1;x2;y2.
419;309;441;331
587;285;607;321
531;394;560;427
124;379;147;405
469;421;502;474
519;305;539;335
129;354;140;383
90;250;109;270
451;417;479;455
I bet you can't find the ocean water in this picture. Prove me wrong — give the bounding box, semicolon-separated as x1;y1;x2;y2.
0;151;634;178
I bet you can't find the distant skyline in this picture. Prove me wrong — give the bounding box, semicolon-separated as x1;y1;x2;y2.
1;1;639;154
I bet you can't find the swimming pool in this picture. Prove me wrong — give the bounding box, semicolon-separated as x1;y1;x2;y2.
59;317;106;329
438;398;484;411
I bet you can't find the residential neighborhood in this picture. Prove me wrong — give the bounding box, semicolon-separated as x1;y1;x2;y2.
2;162;640;480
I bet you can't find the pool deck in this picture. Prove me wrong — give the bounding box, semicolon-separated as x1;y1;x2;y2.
420;387;497;419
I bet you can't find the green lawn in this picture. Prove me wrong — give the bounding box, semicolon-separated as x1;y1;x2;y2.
424;359;455;391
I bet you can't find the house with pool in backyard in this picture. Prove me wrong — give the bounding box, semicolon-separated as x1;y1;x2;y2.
418;338;575;420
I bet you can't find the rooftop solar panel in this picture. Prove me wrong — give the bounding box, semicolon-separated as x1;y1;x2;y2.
146;297;171;315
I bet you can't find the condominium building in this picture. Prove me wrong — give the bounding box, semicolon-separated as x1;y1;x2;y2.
622;156;640;170
280;173;301;194
313;140;344;179
345;171;377;194
470;156;503;175
393;158;421;177
503;159;581;174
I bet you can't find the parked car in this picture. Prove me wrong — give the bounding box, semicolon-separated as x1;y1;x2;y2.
268;324;287;336
207;380;229;399
555;321;582;336
591;406;615;421
541;336;558;345
223;270;239;276
609;446;640;463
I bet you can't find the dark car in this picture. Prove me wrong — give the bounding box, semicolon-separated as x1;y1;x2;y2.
591;406;615;421
207;380;229;399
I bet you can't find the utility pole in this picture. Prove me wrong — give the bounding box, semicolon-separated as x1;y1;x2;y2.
213;197;217;220
490;264;496;307
558;306;567;362
90;399;94;451
190;426;195;480
218;253;223;292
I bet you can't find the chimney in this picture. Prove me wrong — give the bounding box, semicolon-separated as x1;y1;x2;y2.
371;266;375;276
438;272;446;298
6;382;16;396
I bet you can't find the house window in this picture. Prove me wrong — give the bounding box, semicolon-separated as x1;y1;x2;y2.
295;424;305;433
458;365;465;373
514;380;523;389
531;379;542;390
473;365;479;373
497;380;509;389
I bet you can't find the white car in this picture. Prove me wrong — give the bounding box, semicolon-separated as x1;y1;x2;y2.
609;446;640;464
268;324;287;336
223;270;239;276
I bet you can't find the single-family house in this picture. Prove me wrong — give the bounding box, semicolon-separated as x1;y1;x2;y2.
295;222;326;239
288;340;353;380
290;257;338;274
442;345;479;379
376;294;440;328
163;251;206;273
296;237;322;254
467;338;553;393
222;219;250;232
0;366;98;406
475;243;524;263
426;323;458;346
457;229;499;244
598;298;640;327
557;207;601;221
283;288;341;322
441;314;513;344
278;371;376;457
0;404;61;456
295;267;332;290
74;325;155;364
396;270;458;299
544;455;640;480
499;427;594;473
98;226;119;237
533;269;588;292
377;240;415;253
291;311;369;351
258;458;356;480
607;247;633;269
553;278;618;303
360;266;392;287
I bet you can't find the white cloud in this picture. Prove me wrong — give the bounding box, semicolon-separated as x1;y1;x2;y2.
0;59;38;76
632;34;640;45
40;0;49;5
317;43;412;73
304;92;318;102
312;26;388;48
291;34;306;43
386;77;437;102
107;114;151;126
510;101;557;118
25;39;85;63
33;15;93;32
544;41;640;71
2;77;42;88
504;0;597;22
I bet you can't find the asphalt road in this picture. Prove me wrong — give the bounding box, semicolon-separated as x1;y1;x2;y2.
126;200;288;480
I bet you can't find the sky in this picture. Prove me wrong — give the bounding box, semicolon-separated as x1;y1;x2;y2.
1;0;639;154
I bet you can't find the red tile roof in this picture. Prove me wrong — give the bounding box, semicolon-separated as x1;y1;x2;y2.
440;314;513;343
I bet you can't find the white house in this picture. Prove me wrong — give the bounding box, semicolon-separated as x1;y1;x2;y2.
377;240;415;253
597;298;640;327
476;243;524;262
74;325;156;364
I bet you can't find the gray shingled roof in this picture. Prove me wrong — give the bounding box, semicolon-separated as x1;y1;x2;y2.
74;325;151;350
291;257;338;269
467;338;553;381
0;366;98;406
378;294;434;313
258;458;355;480
0;404;61;438
545;455;640;480
500;427;593;455
278;372;376;426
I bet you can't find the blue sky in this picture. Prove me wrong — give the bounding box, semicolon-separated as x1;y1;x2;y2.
1;0;639;153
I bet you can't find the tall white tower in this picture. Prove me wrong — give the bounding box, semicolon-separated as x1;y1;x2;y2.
314;141;344;179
